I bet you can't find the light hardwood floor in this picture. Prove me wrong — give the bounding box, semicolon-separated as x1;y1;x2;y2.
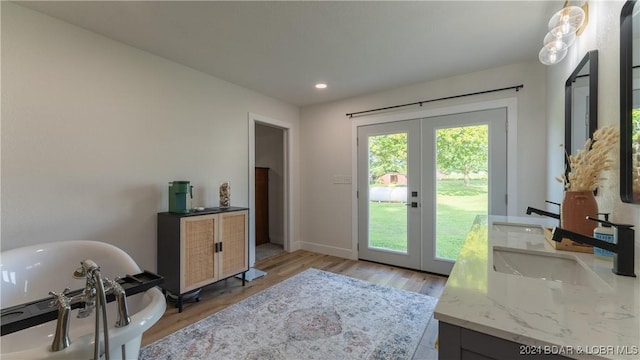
142;250;447;359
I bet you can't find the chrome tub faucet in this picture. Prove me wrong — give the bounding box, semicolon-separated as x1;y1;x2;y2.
48;288;72;352
106;278;130;328
72;260;99;318
49;259;132;359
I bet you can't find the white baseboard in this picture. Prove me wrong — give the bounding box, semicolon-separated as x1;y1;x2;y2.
287;241;301;253
296;241;355;260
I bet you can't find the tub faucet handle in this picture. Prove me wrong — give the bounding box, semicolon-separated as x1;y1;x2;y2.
49;288;70;296
106;277;131;328
48;288;72;352
49;288;71;307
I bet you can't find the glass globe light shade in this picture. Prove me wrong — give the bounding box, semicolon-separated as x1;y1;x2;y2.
539;46;568;66
548;6;585;35
543;33;575;52
547;27;577;48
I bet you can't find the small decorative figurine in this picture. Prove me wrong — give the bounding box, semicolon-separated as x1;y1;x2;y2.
219;181;230;208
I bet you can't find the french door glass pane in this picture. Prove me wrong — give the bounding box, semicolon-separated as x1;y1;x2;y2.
368;133;408;253
435;125;489;260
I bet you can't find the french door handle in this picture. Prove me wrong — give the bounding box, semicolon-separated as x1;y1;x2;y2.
406;202;419;208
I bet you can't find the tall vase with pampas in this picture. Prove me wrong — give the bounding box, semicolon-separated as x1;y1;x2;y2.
558;126;619;237
560;191;598;237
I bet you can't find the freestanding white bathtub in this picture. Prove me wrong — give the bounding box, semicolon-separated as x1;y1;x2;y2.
0;240;166;359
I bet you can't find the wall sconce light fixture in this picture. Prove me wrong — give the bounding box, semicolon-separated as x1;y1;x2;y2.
539;1;588;65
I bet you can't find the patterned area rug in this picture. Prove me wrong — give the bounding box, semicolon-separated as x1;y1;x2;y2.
140;268;437;360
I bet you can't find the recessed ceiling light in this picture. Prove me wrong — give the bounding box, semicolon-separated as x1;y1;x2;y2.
315;83;327;89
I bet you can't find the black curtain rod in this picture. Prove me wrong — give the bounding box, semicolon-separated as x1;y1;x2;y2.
346;84;524;118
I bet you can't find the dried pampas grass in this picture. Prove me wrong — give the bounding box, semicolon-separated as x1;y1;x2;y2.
558;126;620;191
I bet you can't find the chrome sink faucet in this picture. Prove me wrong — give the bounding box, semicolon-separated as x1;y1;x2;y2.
551;217;636;277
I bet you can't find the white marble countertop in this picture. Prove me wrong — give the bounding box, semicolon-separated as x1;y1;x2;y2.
434;215;640;360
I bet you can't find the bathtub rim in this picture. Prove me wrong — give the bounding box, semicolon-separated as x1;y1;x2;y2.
0;240;167;358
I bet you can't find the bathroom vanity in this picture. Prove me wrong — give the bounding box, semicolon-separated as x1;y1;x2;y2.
435;216;640;360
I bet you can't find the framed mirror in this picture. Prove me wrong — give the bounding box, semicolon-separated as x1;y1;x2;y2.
621;0;640;203
565;50;598;174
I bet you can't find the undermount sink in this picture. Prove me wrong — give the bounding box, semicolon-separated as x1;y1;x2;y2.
492;221;544;235
492;246;604;287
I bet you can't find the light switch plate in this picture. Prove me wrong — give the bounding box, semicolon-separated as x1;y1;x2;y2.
333;175;352;184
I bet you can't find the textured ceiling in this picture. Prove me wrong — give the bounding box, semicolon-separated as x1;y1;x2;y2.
16;1;559;107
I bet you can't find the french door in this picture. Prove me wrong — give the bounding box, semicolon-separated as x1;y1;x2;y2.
357;120;421;269
357;108;507;275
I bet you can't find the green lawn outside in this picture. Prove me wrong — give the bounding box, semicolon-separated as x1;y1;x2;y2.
369;179;488;260
369;202;407;251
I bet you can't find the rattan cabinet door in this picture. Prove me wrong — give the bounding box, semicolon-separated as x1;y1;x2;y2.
218;210;248;279
180;215;218;292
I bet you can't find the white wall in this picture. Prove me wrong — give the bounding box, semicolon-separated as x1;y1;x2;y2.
0;3;301;271
5;1;634;269
545;0;639;247
255;124;285;245
299;61;547;258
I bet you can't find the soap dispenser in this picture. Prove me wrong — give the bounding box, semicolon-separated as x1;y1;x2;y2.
593;213;615;260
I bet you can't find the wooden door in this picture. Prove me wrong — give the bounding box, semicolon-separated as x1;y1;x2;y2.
255;167;270;245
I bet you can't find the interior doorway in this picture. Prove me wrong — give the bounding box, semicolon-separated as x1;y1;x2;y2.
254;124;286;261
248;113;291;267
